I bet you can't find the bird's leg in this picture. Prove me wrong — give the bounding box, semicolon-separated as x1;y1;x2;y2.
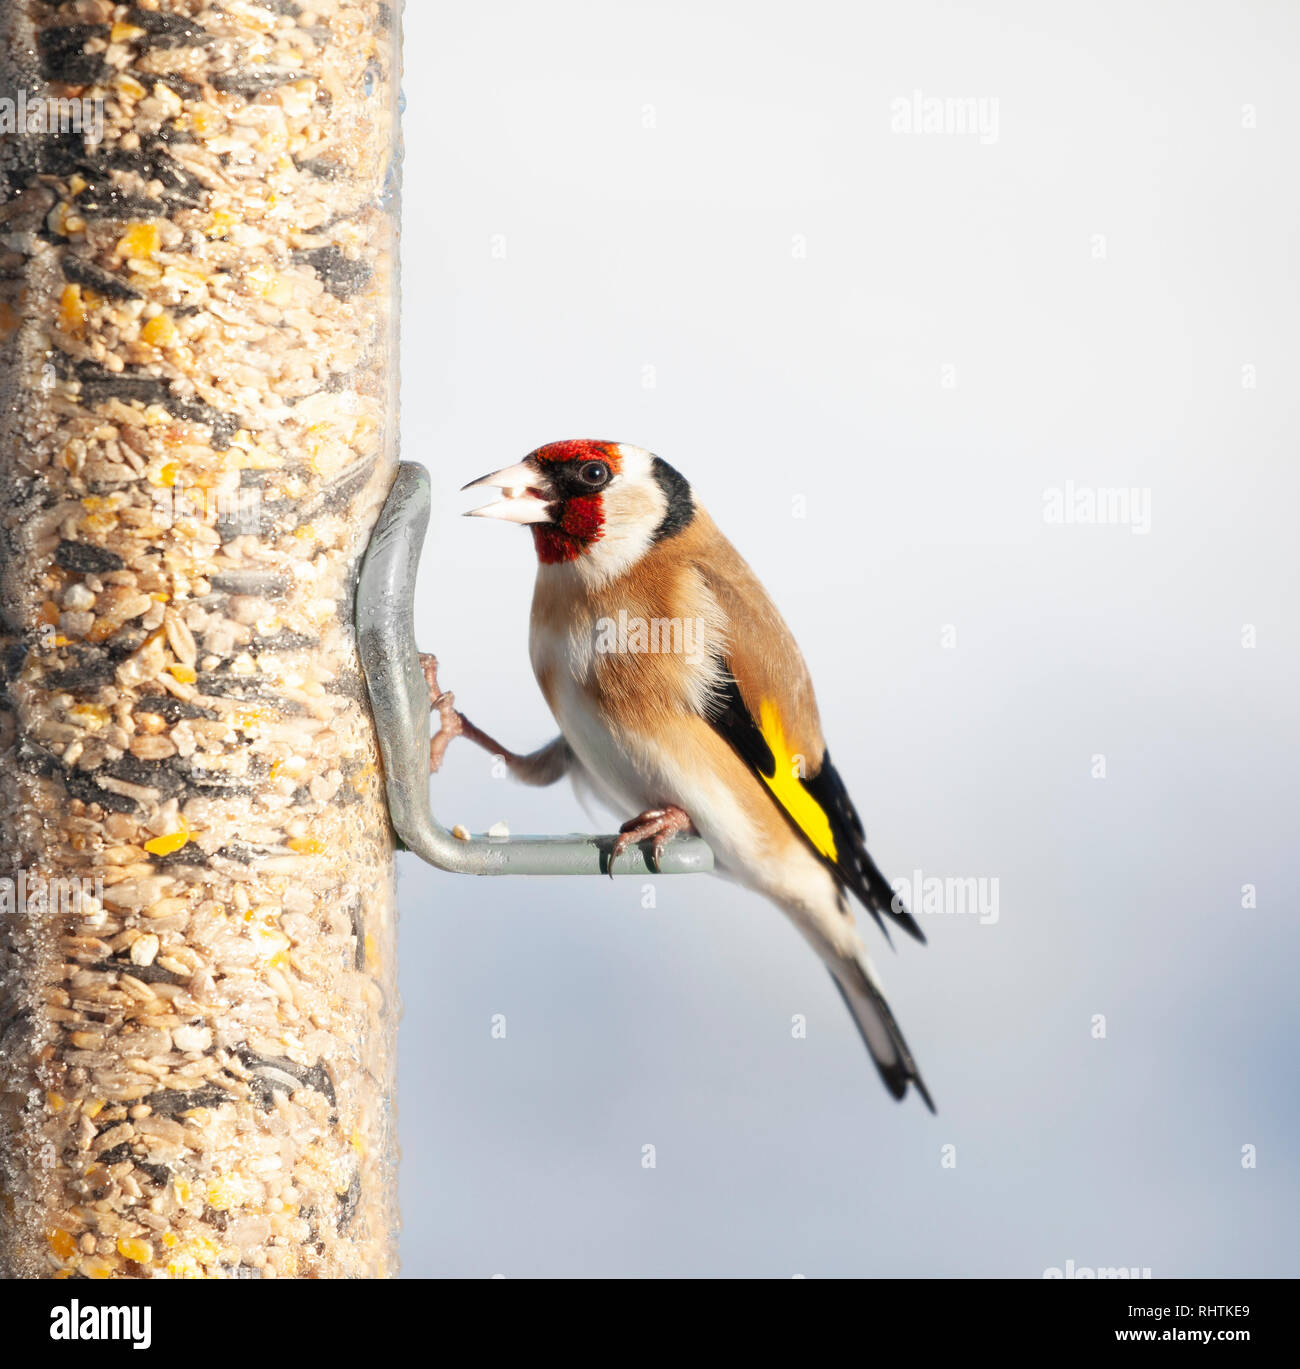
419;653;570;786
420;654;463;774
610;806;696;875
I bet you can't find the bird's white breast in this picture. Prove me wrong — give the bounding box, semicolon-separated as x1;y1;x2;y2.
527;600;769;883
529;615;648;816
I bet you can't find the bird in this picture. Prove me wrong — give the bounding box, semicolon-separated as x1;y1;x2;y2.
441;438;933;1110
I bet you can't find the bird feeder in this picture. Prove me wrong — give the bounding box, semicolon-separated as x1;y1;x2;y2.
0;0;710;1284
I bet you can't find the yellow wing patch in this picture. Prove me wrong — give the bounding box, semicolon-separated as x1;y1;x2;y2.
756;699;837;861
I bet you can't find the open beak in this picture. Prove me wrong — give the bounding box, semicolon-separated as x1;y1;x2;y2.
461;460;555;525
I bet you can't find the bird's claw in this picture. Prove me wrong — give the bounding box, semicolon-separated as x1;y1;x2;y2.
420;653;463;774
608;806;695;877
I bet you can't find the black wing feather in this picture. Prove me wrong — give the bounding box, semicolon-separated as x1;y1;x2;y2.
707;674;925;944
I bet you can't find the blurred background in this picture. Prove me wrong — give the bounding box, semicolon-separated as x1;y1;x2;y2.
395;0;1299;1276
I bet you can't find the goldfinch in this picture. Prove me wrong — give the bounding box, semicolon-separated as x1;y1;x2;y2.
456;439;933;1110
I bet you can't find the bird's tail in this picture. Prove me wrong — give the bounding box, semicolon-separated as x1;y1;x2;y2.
828;955;935;1112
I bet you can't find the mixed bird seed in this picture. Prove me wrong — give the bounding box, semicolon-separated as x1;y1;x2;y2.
0;1;402;1278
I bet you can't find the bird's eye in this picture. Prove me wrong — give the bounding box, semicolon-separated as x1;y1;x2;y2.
578;460;610;487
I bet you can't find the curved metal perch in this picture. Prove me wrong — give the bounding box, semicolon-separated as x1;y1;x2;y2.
356;463;715;877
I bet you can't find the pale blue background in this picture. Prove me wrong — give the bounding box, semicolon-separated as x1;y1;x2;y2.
395;0;1299;1276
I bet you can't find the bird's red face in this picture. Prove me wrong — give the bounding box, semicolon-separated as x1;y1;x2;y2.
464;440;696;577
463;440;622;564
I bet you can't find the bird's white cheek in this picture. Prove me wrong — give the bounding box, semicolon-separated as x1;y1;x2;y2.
574;485;665;586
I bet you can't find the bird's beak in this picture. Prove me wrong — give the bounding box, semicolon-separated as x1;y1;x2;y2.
461;460;555;524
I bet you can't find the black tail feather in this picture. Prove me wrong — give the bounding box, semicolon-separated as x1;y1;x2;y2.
829;966;935;1113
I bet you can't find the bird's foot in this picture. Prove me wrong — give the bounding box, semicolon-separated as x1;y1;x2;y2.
609;806;695;875
419;653;463;773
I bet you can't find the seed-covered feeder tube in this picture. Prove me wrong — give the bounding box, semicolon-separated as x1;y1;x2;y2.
0;2;403;1278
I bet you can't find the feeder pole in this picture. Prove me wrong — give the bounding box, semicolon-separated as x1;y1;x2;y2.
0;2;403;1278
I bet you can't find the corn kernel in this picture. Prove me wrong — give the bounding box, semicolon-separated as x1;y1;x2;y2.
59;284;85;332
47;1227;76;1259
118;222;161;260
117;1236;153;1265
141;313;178;348
145;828;191;857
